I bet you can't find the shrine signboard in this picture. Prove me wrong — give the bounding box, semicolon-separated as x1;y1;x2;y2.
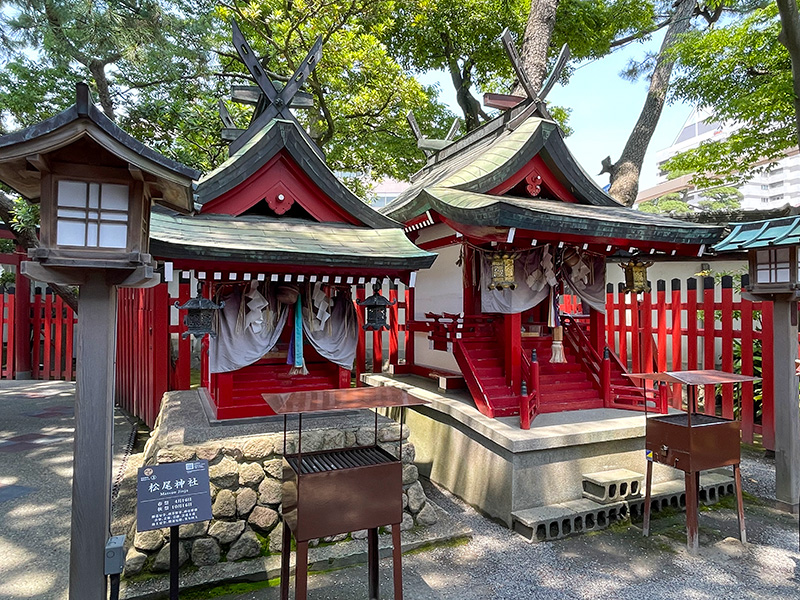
136;460;212;532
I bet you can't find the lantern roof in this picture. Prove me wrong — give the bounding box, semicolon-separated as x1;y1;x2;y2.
0;83;199;213
714;216;800;252
149;210;436;270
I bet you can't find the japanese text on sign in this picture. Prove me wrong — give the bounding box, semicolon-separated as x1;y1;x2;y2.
136;460;213;532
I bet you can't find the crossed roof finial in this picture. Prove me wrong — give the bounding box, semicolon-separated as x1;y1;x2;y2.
221;20;323;156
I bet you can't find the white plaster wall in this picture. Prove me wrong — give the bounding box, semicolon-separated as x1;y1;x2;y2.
413;226;463;373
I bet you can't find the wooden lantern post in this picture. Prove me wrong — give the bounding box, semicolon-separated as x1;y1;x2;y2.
717;219;800;513
0;83;198;598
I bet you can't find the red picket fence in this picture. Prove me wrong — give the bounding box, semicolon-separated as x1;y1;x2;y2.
606;275;774;450
0;291;16;379
116;285;171;428
31;287;77;381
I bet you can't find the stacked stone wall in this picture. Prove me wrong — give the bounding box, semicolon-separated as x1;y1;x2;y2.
124;417;438;576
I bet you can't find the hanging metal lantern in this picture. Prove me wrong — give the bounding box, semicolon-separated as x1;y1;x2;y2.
619;258;653;293
174;285;225;338
488;252;517;290
357;282;397;331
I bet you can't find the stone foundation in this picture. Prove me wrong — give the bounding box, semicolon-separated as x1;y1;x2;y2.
123;389;437;577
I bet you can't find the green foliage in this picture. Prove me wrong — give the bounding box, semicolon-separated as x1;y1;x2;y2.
697;186;743;211
0;269;15;288
0;239;16;254
9;196;39;234
665;5;795;186
637;192;691;214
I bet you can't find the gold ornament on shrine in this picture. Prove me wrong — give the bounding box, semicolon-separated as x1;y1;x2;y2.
619;257;653;293
488;252;517;290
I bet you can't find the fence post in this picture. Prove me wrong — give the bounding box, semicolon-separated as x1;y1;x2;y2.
740;275;755;444
761;299;775;450
641;284;653;371
388;280;399;371
618;283;629;370
702;276;716;414
355;284;366;386
13;250;31;379
656;280;667;372
720;276;735;419
670;279;683;408
602;347;611;407
606;283;616;355
686;278;698;373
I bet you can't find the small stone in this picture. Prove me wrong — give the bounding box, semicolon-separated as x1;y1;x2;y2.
400;512;414;531
237;488;258;516
152;542;188;572
283;433;299;455
258;477;283;505
223;447;244;461
191;537;220;566
179;521;208;539
249;505;279;533
157;446;195;463
321;429;345;450
212;489;237;518
406;481;426;513
402;492;408;510
209;456;239;488
208;519;246;545
402;464;418;485
356;427;376;446
301;430;327;452
378;424;407;442
416;502;439;526
322;533;348;543
263;459;283;479
268;523;284;553
227;530;262;561
123;548;147;577
352;529;368;540
242;436;276;460
134;529;164;552
195;445;221;462
344;431;357;447
239;462;266;487
401;442;415;463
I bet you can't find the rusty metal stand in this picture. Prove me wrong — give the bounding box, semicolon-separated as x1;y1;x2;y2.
642;459;653;536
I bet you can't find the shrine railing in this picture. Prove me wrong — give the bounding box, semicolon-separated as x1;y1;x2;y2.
424;312;496;351
520;348;539;429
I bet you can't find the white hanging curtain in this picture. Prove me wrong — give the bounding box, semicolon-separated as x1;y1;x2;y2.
210;285;289;373
302;289;359;369
562;253;606;314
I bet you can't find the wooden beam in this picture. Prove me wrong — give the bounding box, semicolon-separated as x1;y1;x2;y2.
483;93;526;110
25;153;50;173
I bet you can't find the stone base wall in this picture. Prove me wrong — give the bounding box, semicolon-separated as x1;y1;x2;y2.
123;392;438;577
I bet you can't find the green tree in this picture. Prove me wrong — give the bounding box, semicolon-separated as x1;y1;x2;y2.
664;5;795;187
697;186;743;211
637;191;692;214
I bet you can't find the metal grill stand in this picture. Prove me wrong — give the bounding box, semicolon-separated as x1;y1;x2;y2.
628;370;757;553
263;387;427;599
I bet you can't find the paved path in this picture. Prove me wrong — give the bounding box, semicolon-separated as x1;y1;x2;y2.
0;381;135;600
1;381;799;600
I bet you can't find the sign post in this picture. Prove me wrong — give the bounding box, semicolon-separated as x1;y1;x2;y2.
137;460;213;599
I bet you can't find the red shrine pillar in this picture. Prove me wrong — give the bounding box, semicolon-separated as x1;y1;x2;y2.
13;247;31;379
589;307;606;355
504;313;522;395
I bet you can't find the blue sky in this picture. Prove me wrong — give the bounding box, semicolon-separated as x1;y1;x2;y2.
420;31;692;192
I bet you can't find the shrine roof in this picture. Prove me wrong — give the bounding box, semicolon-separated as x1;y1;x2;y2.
383;108;620;223
0;83;198;213
714;215;800;251
195;119;398;230
149;211;436;270
414;187;723;246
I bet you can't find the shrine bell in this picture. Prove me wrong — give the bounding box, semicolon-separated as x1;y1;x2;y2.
619;257;653;294
175;285;225;339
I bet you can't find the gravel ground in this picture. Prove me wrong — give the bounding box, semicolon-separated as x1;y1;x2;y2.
216;464;800;600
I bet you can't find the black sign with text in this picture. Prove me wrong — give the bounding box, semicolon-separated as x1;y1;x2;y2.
136;460;213;532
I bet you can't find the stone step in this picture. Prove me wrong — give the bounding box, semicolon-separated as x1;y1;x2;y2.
512;471;736;543
581;468;644;504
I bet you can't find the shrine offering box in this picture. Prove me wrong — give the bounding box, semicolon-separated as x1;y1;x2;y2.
645;413;741;473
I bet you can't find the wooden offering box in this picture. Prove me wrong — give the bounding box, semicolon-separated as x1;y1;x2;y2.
628;370;757;554
264;386;427;600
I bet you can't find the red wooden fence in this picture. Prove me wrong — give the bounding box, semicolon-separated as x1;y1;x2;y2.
30;287;77;381
606;275;774;450
0;291;15;379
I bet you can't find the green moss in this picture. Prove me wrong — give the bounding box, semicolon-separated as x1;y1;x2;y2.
180;577;280;599
403;536;470;555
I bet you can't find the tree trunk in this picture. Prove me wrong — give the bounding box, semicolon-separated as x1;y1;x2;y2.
516;0;561;95
776;0;800;150
0;191;79;313
607;0;696;207
447;60;484;131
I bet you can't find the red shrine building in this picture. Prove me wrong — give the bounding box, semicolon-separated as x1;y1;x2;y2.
381;101;723;425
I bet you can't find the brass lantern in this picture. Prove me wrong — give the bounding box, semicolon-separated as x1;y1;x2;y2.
357;282;397;331
175;285;225;338
620;258;653;293
488;252;517;290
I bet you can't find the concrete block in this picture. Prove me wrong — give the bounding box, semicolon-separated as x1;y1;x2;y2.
582;468;644;504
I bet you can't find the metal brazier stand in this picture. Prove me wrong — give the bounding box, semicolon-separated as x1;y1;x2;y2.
263;387;427;599
628;370;758;553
